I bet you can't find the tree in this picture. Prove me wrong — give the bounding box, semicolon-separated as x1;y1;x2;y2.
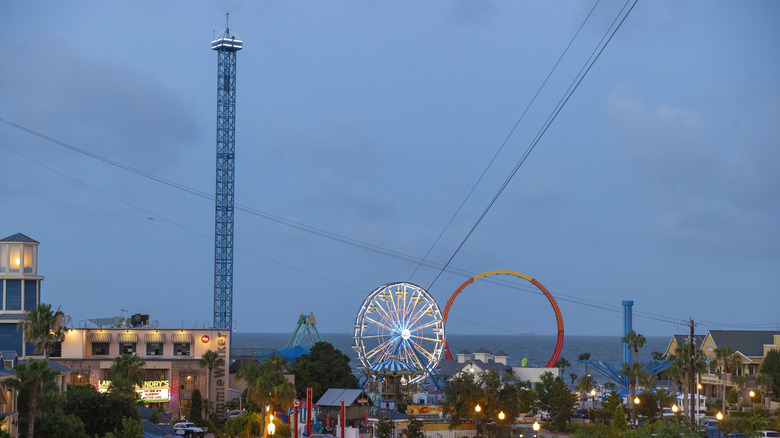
109;353;146;397
375;416;394;438
556;357;571;376
548;376;576;431
714;344;737;413
290;342;358;401
669;342;707;415
18;303;68;359
598;391;623;424
34;409;87;438
620;362;648;424
190;389;204;424
760;349;780;401
8;359;59;438
104;416;144;438
64;384;139;437
237;355;296;437
635;392;660;419
569;373;578;385
611;405;628;435
198;349;226;417
622;330;647;364
578;352;591;380
402;416;425;438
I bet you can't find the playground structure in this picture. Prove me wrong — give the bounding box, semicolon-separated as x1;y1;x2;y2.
353;271;565;392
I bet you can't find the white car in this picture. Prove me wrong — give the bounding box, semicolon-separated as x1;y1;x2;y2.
759;432;780;438
173;422;205;438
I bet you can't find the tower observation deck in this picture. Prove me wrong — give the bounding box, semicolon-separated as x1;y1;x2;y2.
212;15;242;330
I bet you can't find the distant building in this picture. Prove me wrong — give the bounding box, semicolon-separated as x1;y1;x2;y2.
437;348;558;384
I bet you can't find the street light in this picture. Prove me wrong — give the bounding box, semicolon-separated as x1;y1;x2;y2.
716;411;723;435
532;421;540;438
749;390;755;410
474;404;481;436
498;411;505;420
590;389;597;423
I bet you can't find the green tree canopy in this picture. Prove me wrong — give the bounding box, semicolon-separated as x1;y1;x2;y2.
64;384;139;437
198;349;226;417
760;349;780;399
375;416;394;438
109;353;146;397
290;342;358;401
18;303;68;359
8;359;59;438
402;416;425;438
547;376;576;431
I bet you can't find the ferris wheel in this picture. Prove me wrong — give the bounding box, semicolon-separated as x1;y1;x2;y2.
353;282;444;383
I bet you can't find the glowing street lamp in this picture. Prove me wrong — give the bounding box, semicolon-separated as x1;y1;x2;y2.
716;411;723;434
634;396;640;405
498;411;505;420
532;421;540;438
749;390;755;410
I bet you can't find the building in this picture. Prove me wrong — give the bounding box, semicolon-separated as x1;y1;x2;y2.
0;232;232;420
664;330;780;408
0;233;44;357
55;326;230;419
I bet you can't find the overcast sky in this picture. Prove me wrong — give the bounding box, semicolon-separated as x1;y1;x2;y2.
1;1;778;338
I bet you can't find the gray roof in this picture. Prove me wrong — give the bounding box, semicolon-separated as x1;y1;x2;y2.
495;351;509;357
708;330;779;357
0;233;38;243
457;349;471;355
475;348;492;354
316;388;371;407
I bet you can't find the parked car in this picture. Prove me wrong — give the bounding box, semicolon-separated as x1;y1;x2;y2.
174;422;205;438
759;432;780;438
727;433;747;438
702;430;727;438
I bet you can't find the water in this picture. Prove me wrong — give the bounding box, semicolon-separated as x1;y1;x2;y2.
231;332;668;385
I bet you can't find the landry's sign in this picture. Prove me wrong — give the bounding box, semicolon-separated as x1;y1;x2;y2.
98;380;171;402
406;405;443;416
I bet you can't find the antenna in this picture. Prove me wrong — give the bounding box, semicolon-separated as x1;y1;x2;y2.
226;11;230;33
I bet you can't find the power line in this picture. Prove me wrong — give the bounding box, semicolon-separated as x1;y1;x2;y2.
407;0;602;282
425;0;640;291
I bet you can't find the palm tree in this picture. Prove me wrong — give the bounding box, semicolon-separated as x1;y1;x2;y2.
110;353;146;396
670;342;706;416
622;330;647;364
556;357;571;376
18;303;68;360
578;352;591;381
755;373;773;409
569;373;578;385
714;344;736;413
620;362;648;425
198;349;225;417
238;356;296;438
8;359;59;438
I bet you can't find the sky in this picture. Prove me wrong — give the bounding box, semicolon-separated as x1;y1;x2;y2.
1;1;778;339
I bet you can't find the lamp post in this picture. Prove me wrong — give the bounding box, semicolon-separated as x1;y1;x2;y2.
749;390;755;410
532;421;540;438
474;404;481;437
716;411;723;435
671;403;678;423
590;389;596;423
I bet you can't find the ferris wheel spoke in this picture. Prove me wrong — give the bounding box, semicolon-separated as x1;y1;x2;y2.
363;316;393;332
410;334;440;343
407;304;434;328
373;301;397;327
410;319;441;331
365;337;396;360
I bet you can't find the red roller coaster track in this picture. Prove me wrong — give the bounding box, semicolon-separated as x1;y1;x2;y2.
441;270;564;367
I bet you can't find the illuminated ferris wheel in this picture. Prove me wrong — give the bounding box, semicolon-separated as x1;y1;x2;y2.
353;282;444;383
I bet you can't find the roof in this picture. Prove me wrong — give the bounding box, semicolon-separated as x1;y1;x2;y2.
707;330;779;357
369;358;418;373
475;348;492;354
273;345;310;362
456;349;471;355
141;420;175;438
0;233;38;243
316;389;371;407
494;351;509;357
370;408;408;421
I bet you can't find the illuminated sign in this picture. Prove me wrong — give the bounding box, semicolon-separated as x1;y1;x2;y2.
97;380;170;402
201;335;210;343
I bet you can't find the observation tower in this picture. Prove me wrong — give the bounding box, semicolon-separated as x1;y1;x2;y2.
211;14;242;330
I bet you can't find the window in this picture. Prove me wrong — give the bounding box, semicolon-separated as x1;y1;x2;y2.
92;343;109;355
180;399;192;416
174;343;191;356
9;245;21;273
120;342;136;354
0;245;7;273
147;342;164;356
180;372;199;390
71;373;89;385
23;245;35;274
145;369;166;381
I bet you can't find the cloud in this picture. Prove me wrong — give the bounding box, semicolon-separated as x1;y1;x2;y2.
607;90;780;257
0;35;200;172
